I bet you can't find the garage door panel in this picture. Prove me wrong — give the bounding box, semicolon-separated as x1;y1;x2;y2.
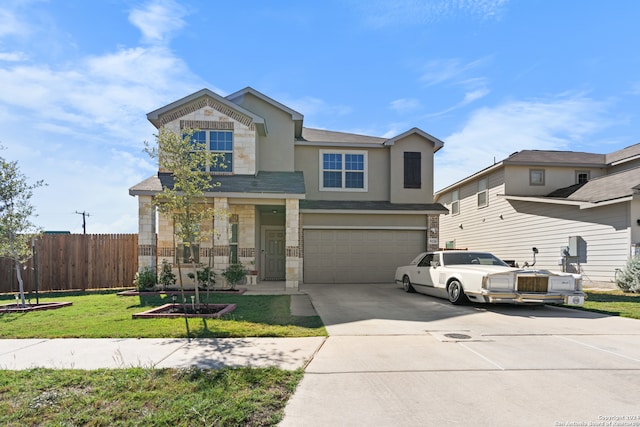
304;229;426;284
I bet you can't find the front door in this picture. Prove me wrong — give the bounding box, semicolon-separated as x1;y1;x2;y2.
264;228;285;280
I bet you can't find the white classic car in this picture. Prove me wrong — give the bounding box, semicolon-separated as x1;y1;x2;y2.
394;250;585;306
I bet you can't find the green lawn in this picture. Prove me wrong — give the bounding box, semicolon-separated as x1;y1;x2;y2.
578;289;640;320
0;290;326;338
0;367;302;426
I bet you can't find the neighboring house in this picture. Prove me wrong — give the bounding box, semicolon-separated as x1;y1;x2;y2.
434;145;640;287
130;87;447;288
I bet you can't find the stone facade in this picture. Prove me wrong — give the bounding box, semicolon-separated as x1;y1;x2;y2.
285;199;300;289
164;106;257;175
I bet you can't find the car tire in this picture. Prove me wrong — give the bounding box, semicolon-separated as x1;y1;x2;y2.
402;275;415;293
447;279;468;305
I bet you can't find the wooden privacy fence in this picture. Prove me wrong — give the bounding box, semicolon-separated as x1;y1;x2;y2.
0;234;139;293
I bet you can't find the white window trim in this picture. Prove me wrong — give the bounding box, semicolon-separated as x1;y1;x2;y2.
451;189;460;216
530;169;545;186
575;170;590;184
319;149;368;192
477;178;488;208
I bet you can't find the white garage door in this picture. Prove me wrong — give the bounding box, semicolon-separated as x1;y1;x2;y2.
303;229;426;284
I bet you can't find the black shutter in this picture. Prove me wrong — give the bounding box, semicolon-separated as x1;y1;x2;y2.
404;152;421;188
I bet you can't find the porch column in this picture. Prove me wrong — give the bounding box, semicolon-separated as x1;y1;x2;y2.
137;195;156;271
285;198;300;289
214;197;230;274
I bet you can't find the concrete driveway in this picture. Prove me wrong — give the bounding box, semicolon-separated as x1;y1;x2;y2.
280;283;640;427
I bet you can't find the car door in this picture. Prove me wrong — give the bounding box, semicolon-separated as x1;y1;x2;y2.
413;253;435;287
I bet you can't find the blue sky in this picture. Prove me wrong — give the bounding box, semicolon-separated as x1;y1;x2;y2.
1;0;639;233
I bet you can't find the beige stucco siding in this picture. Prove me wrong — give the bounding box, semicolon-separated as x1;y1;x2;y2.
230;93;295;172
302;213;428;228
294;145;389;201
439;178;631;283
504;165;605;195
389;134;435;203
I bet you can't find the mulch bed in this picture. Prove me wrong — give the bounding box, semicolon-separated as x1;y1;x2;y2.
0;302;72;313
132;303;237;319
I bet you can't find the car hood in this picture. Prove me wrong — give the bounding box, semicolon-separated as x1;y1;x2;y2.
444;265;516;274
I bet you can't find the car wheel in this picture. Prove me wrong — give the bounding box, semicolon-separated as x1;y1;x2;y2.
402;275;415;293
447;279;468;305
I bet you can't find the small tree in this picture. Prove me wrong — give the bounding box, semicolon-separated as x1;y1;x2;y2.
615;257;640;293
145;128;225;306
0;150;45;307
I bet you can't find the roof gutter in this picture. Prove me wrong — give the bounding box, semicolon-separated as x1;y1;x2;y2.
499;194;633;209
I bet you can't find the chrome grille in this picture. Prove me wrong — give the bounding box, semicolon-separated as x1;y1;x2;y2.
516;276;548;292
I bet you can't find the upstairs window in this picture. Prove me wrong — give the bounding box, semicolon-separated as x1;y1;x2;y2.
188;130;233;173
451;189;460;215
530;169;545;186
320;150;367;191
404;152;422;189
477;178;488;208
576;170;590;184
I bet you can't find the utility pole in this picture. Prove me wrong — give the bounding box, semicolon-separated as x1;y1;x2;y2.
75;211;90;234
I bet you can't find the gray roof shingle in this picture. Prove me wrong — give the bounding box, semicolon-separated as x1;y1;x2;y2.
130;171;306;196
300;200;448;213
545;167;640;203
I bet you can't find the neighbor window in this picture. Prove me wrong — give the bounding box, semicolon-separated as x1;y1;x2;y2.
451;190;460;215
188;130;233;173
320;150;367;191
403;152;421;189
530;169;545;186
477;178;488;208
576;170;590;184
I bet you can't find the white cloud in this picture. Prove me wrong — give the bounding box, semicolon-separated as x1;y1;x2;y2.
0;0;206;232
0;51;27;61
128;0;188;44
356;0;509;28
390;98;421;113
435;94;609;191
0;7;26;37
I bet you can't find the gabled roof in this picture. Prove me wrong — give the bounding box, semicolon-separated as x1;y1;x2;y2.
383;127;445;152
606;143;640;165
299;128;386;145
129;171;306;198
225;87;304;121
503;150;605;167
436;149;608;197
146;88;267;135
298;127;444;152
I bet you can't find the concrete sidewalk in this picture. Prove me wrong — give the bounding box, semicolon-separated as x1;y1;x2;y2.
0;337;325;370
0;290;324;371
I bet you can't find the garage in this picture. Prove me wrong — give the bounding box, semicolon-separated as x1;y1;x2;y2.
303;229;426;284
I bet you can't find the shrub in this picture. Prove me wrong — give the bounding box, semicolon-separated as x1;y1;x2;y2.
187;267;216;289
222;263;246;289
615;257;640;293
158;260;176;290
133;267;157;291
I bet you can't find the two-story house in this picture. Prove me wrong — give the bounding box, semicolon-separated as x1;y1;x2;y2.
129;87;447;289
434;144;640;287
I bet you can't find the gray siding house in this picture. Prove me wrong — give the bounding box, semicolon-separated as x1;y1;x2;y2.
435;145;640;287
130;87;447;288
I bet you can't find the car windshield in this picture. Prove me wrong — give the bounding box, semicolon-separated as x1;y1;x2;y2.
442;252;509;267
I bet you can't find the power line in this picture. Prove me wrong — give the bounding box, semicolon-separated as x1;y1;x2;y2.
74;211;90;234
